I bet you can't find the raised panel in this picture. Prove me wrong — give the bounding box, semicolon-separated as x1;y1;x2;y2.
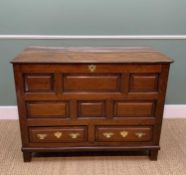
27;102;69;118
29;126;87;143
24;74;54;92
129;74;159;92
96;126;152;142
78;101;106;118
114;101;155;117
63;74;121;92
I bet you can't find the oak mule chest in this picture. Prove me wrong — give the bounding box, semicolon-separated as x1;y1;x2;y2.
11;47;173;162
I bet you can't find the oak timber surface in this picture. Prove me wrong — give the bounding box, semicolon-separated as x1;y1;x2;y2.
11;46;173;64
12;46;173;161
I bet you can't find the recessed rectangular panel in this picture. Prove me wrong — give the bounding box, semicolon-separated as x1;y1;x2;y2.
63;74;121;92
129;74;159;92
96;126;152;142
24;74;54;92
114;101;155;117
78;101;105;118
27;102;69;118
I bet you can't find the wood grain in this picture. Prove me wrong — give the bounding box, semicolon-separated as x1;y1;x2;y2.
11;47;173;63
12;46;173;162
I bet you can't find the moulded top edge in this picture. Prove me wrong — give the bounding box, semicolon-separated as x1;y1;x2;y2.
11;46;174;64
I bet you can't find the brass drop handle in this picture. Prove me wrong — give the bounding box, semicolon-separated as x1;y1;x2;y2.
135;132;146;138
103;132;114;138
69;133;80;139
120;131;128;138
37;134;47;140
54;131;63;139
88;64;96;72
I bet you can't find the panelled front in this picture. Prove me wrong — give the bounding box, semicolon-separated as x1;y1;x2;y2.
21;64;161;121
21;64;161;96
16;63;163;146
12;47;172;161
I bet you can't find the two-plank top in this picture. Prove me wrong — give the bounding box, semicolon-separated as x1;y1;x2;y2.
11;46;173;64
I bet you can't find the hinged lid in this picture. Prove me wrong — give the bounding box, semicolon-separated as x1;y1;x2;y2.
11;46;173;64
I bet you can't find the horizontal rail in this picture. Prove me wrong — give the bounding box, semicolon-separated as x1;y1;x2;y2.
0;35;186;40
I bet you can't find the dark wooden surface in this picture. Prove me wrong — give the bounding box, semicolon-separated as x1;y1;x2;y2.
12;47;172;162
11;46;173;63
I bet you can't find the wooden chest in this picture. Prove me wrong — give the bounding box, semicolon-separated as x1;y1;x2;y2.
11;46;173;162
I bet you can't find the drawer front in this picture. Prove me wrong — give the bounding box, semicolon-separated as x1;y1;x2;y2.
96;126;152;142
26;102;69;118
29;126;87;143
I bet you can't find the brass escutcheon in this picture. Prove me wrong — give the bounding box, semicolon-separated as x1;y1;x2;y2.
103;132;114;138
88;64;96;72
54;131;63;139
37;134;47;140
120;131;128;138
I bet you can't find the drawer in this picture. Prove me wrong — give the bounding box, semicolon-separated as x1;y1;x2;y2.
29;126;87;143
96;126;152;142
